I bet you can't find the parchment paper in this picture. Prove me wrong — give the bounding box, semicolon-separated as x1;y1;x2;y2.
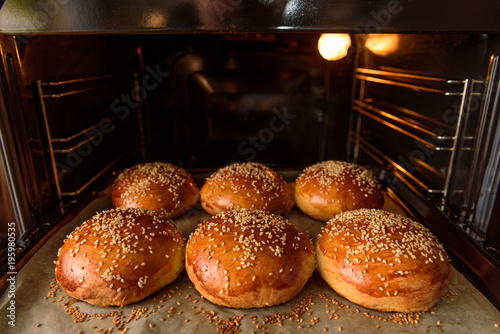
1;191;499;334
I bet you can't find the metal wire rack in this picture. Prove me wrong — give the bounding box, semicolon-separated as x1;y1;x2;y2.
33;73;145;205
350;67;483;203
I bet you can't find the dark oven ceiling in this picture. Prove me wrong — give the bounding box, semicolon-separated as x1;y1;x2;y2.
1;0;500;34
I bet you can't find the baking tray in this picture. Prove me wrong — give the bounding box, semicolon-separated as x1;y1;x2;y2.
1;182;499;334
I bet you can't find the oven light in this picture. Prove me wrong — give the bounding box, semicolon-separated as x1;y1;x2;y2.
318;34;351;61
365;34;399;56
143;10;168;28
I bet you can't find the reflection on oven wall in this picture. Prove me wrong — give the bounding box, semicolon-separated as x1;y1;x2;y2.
144;34;352;168
0;32;499;306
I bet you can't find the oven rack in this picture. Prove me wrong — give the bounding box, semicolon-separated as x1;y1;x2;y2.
352;56;500;271
355;67;477;96
352;133;445;196
351;67;484;209
352;99;473;151
33;73;146;206
37;73;127;97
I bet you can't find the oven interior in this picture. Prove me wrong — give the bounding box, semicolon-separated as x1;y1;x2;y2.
1;33;499;308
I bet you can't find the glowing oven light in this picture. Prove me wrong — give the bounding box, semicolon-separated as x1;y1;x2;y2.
365;34;399;56
317;34;351;61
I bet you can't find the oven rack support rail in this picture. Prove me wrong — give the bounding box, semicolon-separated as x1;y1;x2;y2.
351;59;500;246
32;72;146;208
350;62;500;309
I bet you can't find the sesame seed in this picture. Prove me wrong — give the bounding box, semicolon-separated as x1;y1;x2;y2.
201;162;289;214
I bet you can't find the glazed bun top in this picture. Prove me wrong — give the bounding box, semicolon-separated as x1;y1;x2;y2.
111;162;199;219
200;162;292;216
318;208;450;280
55;207;185;307
294;160;383;221
316;208;451;312
185;209;315;308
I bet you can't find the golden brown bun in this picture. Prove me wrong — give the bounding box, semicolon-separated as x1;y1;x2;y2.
316;209;451;313
185;209;315;308
55;207;185;307
200;162;293;216
294;161;383;221
111;162;199;219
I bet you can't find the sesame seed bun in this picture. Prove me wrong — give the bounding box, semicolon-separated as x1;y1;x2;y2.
111;162;199;219
55;207;185;307
185;209;315;308
316;209;451;313
200;162;293;216
293;161;384;221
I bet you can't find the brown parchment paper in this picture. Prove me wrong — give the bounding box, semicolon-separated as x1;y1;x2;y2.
1;192;499;334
